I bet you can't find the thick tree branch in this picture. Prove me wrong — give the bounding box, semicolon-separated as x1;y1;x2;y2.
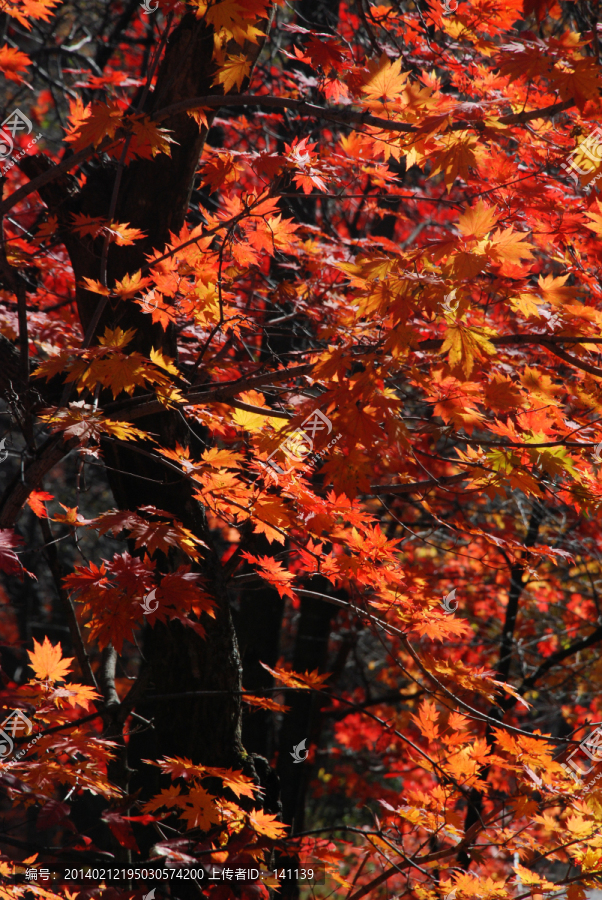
368;472;469;495
101;334;602;424
497;502;544;681
521;623;602;693
0;97;574;220
98;646;120;709
152;94;574;136
539;341;602;377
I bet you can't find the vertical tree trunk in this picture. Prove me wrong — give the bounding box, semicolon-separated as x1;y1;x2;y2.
20;9;274;801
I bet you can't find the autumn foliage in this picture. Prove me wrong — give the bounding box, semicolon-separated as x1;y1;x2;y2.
3;0;602;898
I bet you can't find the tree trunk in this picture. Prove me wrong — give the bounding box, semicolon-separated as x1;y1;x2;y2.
15;9;274;796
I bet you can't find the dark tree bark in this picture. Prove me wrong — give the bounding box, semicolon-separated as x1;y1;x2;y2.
276;588;338;831
234;534;286;761
8;10;275;808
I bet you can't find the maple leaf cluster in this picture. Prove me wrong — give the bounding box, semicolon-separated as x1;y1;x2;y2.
4;0;602;898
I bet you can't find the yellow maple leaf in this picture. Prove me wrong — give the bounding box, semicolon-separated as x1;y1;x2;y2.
28;636;73;683
361;54;408;102
113;271;151;300
150;347;179;376
98;326;136;349
441;323;496;376
457;199;501;240
510;293;542;318
154;381;185;408
251;498;292;544
232;406;271;431
486;227;534;263
537;273;578;306
213;53;251;93
430;131;480;191
201;447;243;468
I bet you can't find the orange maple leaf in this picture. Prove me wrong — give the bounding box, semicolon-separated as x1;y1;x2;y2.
71;213;144;247
26;490;52;518
247;808;288;839
1;0;59;29
458;200;501;240
243;694;290;713
28;636;73;683
202;767;258;798
487;227;534;264
49;682;99;709
259;662;330;690
127;117;175;160
64;98;124;150
0;46;31;83
179;786;221;831
241;553;297;598
251;498;292;545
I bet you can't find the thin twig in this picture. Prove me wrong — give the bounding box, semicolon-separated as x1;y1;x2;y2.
39;515;97;689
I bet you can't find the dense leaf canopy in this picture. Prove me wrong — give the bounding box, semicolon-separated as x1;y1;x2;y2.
2;0;602;898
